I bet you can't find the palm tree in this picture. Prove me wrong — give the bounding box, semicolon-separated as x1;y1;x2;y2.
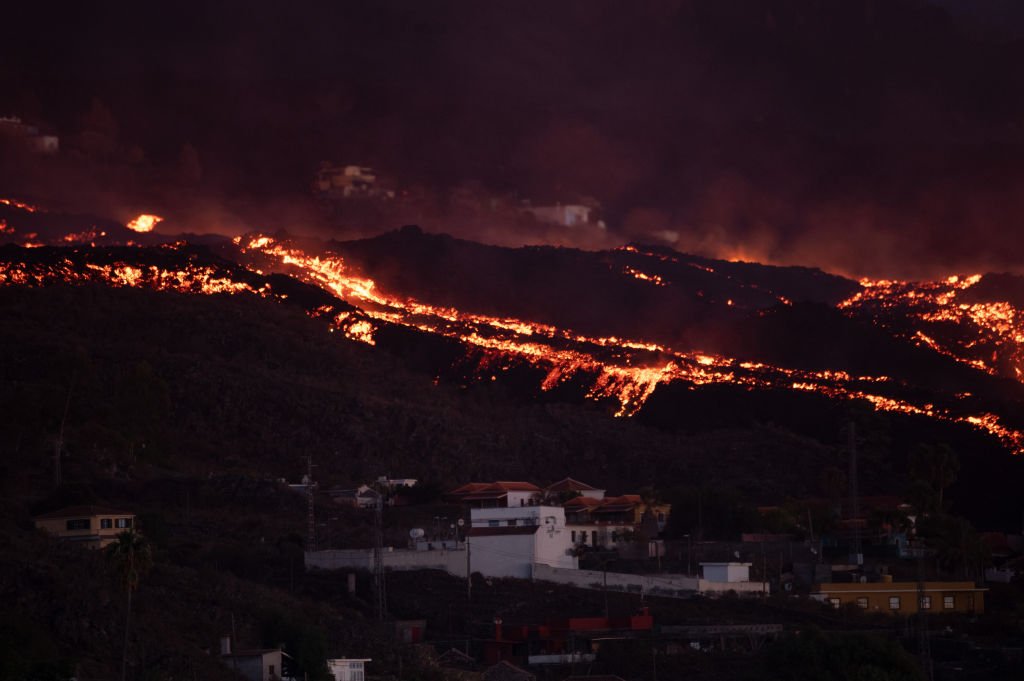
910;443;959;512
106;530;153;681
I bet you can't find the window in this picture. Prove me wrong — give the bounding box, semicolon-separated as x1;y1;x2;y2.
488;520;499;527
943;595;955;609
591;531;598;546
920;596;931;610
967;594;975;611
509;519;518;527
352;671;364;681
571;531;576;543
115;518;132;529
66;519;90;530
100;518;113;529
268;665;275;677
888;597;901;610
828;598;841;609
856;597;869;609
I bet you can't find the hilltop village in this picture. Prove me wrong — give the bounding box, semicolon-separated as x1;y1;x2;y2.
22;458;1024;681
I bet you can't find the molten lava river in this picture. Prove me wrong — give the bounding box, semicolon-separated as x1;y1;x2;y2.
2;198;1023;453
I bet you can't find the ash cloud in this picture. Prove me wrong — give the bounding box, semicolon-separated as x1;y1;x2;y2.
3;1;1024;279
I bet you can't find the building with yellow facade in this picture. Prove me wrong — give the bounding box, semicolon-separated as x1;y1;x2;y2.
33;505;136;549
812;577;986;615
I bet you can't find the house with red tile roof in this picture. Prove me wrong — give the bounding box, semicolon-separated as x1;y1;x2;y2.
447;481;543;508
545;477;605;500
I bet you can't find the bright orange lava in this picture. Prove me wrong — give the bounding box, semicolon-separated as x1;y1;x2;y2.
230;234;1024;453
0;198;39;212
2;228;1023;455
126;214;163;233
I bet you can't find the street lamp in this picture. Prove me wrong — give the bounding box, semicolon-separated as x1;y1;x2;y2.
683;534;692;576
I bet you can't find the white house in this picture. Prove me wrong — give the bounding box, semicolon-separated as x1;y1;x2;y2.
328;485;381;509
468;505;577;579
376;476;417;490
327;658;371;681
447;481;543;508
545;477;605;501
528;204;596;228
219;638;283;681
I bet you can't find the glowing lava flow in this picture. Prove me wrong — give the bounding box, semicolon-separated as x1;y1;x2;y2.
0;256;268;296
234;235;1024;452
2;229;1023;453
840;274;1024;378
0;198;39;212
126;214;163;233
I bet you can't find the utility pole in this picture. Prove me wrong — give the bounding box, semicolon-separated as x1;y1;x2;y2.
466;535;472;603
848;422;863;567
54;375;75;490
373;492;387;621
306;455;316;552
916;556;934;681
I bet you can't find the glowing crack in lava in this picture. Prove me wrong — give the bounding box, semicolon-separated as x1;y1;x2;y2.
231;235;1024;453
126;214;163;233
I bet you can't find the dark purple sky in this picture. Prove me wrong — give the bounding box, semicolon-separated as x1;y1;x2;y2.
3;0;1024;278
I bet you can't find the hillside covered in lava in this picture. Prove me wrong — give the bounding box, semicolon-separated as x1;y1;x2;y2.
2;200;1024;527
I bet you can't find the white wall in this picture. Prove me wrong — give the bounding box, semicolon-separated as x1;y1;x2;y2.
702;563;752;583
471;506;545;526
533;565;767;597
469;533;537;579
305;548;467;576
534;521;578;570
534;564;698;596
506;490;540;507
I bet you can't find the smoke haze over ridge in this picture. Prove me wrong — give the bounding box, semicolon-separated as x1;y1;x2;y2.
3;0;1024;279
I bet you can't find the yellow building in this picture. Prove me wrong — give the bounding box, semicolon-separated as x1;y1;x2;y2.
813;578;986;615
33;505;136;549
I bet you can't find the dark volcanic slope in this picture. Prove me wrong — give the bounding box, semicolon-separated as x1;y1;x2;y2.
329;226;858;344
2;233;1024;529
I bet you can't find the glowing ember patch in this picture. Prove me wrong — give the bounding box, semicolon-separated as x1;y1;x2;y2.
0;198;38;212
62;228;106;243
622;266;666;286
343;319;376;345
126;214;163;233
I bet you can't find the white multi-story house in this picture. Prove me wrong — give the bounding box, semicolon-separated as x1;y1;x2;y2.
327;658;371;681
468;505;577;579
